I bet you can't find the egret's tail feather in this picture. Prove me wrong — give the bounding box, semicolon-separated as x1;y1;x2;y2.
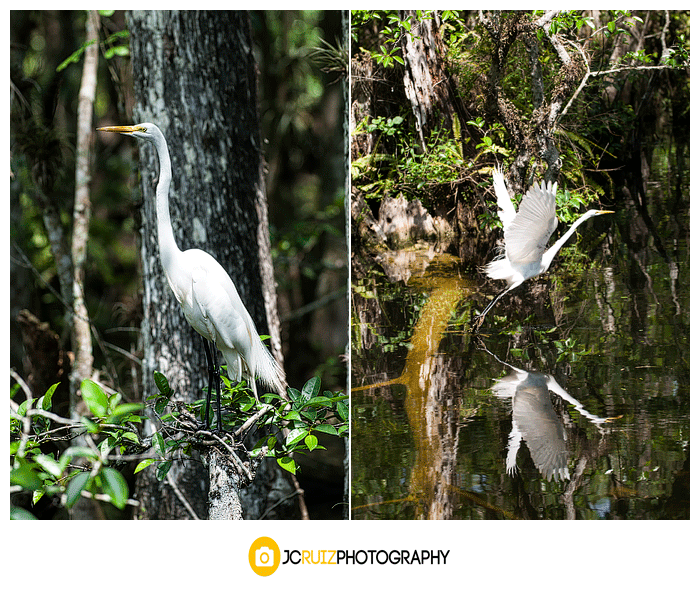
219;336;286;399
253;336;287;398
484;254;512;280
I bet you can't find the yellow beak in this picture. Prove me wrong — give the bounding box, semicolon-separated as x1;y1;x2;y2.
597;210;615;214
96;125;141;134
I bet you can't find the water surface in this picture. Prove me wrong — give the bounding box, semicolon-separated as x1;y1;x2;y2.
351;159;689;520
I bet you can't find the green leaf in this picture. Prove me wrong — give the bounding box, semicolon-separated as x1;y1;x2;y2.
61;445;96;460
56;40;97;72
37;383;60;411
302;396;333;408
336;400;349;421
285;428;308;447
313;423;339;436
287;387;303;404
65;472;91;509
154;371;172;396
10;459;42;491
304;434;319;451
17;397;35;417
100;438;112;459
154;396;169;415
121;431;141;445
152;431;166;457
301;376;321;401
282;410;303;421
81;416;101;433
101;468;129;510
104;44;129;59
276;456;297;474
81;379;109;417
34;453;62;478
10;506;38;520
109;402;144;421
156;460;172;481
134;459;155;474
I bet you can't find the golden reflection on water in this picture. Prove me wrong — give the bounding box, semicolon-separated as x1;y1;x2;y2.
353;251;513;518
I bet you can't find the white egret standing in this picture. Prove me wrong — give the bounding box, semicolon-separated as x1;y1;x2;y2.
97;123;286;431
473;165;613;331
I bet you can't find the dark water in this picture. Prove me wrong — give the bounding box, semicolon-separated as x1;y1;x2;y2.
351;151;689;520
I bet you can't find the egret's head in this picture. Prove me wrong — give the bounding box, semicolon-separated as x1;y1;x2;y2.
583;209;614;220
97;122;162;143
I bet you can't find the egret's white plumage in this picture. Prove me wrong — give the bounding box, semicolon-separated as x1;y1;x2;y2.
474;165;613;330
98;123;285;427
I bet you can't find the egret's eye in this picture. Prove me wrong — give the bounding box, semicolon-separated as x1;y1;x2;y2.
137;127;147;132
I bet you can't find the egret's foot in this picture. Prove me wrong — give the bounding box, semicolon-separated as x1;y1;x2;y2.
471;315;485;334
196;419;223;434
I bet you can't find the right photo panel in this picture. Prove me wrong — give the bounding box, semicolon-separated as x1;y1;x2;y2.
350;10;690;519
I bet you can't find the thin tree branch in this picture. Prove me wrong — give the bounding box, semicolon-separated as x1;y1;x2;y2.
166;473;201;520
70;10;100;406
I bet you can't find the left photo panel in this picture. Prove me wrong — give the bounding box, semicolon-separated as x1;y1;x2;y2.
10;10;349;520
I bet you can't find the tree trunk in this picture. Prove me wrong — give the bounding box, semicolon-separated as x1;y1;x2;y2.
480;10;586;188
70;9;99;407
68;9;100;520
399;10;461;151
128;10;295;520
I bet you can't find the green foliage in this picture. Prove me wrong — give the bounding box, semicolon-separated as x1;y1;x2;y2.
251;376;349;475
10;379;146;518
352;10;411;67
56;25;129;72
352;109;510;205
401;127;466;190
10;369;348;517
143;372;348;478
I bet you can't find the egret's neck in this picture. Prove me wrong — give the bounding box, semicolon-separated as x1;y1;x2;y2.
541;212;594;271
150;135;180;270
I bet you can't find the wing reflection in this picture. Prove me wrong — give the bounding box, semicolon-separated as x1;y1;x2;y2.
487;346;613;482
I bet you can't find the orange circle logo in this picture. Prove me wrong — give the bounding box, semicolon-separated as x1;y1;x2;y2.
249;537;281;576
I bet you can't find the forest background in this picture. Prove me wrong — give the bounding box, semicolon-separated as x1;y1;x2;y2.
10;10;348;520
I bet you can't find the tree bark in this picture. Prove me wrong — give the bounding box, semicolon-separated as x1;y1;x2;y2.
70;9;99;407
399;10;460;151
480;10;586;188
68;9;100;521
127;10;295;520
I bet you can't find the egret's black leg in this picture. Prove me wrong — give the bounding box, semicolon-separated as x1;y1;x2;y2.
203;338;215;429
472;287;511;333
211;344;223;432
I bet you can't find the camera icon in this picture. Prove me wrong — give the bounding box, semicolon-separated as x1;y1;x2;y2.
255;546;274;567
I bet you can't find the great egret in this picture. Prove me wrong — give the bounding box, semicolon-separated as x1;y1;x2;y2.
97;123;286;431
473;166;613;330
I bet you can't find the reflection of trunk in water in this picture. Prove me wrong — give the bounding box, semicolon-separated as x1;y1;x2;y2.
354;252;511;518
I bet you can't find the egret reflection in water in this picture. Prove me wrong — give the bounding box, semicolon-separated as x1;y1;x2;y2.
483;342;616;482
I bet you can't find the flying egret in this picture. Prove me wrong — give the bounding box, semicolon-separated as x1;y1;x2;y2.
97;123;286;431
473;165;613;331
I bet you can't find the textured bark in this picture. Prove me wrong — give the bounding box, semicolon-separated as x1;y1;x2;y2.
68;10;100;521
70;9;99;406
479;10;587;187
127;10;294;520
399;10;460;150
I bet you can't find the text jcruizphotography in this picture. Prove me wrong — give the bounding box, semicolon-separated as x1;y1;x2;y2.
282;549;450;566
